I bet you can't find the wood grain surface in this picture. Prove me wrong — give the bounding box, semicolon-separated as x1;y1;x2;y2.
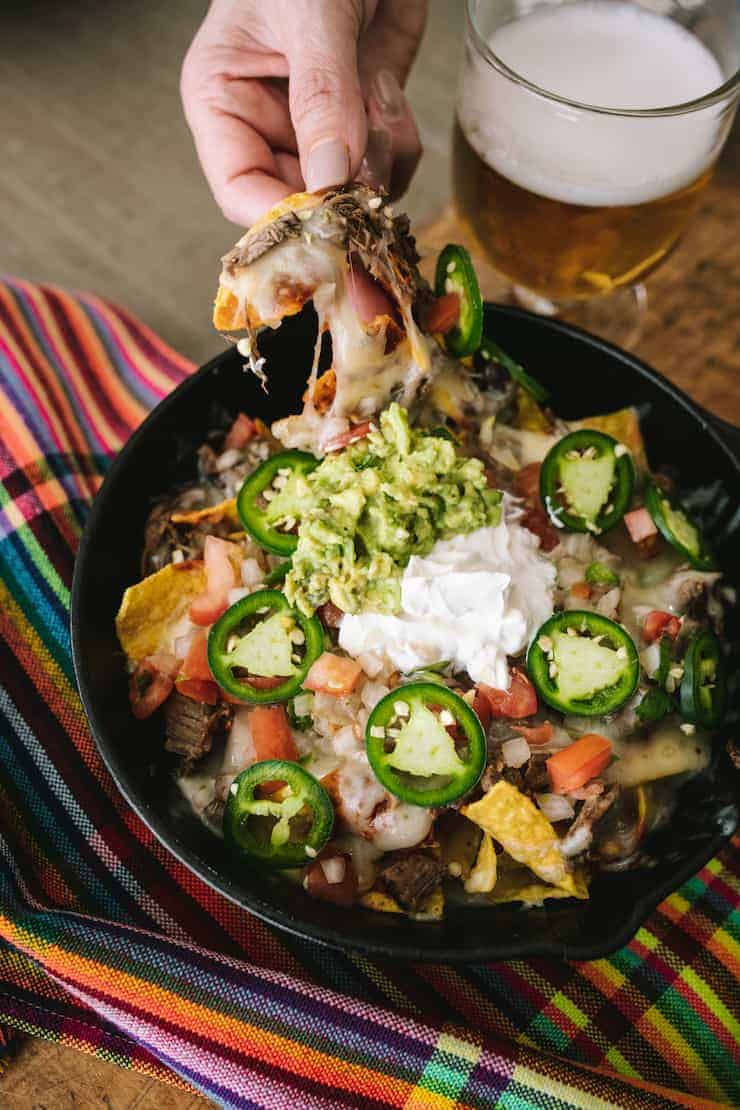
0;0;737;1106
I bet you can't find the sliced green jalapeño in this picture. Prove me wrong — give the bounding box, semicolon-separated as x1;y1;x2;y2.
679;628;725;728
237;450;318;556
224;760;334;868
645;479;714;570
434;244;483;357
540;429;635;535
478;335;550;404
527;611;639;717
365;683;486;807
208;589;324;703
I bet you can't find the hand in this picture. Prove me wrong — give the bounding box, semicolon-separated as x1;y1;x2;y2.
181;0;427;226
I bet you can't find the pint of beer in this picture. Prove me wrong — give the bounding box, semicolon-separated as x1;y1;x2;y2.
456;0;739;301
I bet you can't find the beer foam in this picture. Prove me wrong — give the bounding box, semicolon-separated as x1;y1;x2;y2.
459;1;726;207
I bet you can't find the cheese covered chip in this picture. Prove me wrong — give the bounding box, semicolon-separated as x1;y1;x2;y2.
170;498;240;529
489;856;589;906
360;886;444;920
115;561;205;663
464;832;497;894
462;780;578;894
577;407;647;470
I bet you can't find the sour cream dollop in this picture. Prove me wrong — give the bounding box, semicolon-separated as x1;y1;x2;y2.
339;510;556;689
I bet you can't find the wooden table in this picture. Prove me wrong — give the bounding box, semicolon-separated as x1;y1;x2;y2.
1;1;738;1105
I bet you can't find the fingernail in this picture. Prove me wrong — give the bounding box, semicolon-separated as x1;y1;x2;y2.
305;137;349;192
372;69;405;123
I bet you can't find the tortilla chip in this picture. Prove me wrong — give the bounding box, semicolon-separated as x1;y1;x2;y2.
170;498;240;529
576;407;647;470
115;561;205;663
213;286;246;331
515;387;553;434
305;369;336;414
464;833;497;894
360;886;444;920
461;780;578;895
488;855;589;906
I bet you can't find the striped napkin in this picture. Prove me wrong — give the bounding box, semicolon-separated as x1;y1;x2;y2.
0;276;737;1109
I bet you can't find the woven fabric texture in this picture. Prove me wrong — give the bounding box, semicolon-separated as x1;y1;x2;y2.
0;276;737;1110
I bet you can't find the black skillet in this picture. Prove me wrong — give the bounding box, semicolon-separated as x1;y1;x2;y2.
71;305;740;962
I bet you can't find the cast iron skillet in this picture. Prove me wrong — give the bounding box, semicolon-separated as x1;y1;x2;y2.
71;305;740;962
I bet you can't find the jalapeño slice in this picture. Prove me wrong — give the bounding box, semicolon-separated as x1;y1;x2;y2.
527;611;639;717
679;628;725;728
224;760;334;868
645;479;714;570
237;450;318;556
434;244;483;357
365;683;486;807
208;589;324;703
478;335;550;404
540;429;635;534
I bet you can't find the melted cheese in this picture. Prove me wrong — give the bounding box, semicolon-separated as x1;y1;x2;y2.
220;211;431;455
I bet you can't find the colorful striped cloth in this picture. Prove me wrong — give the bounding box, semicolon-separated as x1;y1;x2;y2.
0;276;737;1110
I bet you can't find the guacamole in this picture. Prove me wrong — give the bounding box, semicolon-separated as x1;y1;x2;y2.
284;404;502;615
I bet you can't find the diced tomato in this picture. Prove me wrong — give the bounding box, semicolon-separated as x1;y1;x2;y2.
181;631;212;682
547;733;612;794
570;581;592;600
472;688;492;731
224;412;257;450
346;259;395;323
249;705;299;763
129;658;175;719
325;422;374;453
624;507;658;544
478;668;538;719
176;677;220;705
249;705;299;793
423;292;460;334
317;601;345;629
189;535;240;626
303;849;358;906
642;610;681;644
304;652;363;696
513;463;560;553
514;719;553;746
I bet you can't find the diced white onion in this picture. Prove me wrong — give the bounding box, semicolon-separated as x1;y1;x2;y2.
333;725;358;757
228;586;250;606
502;736;530;768
320;857;346;884
536;793;574;822
357;652;384;678
293;693;313;718
241;558;263;587
174;632;196;660
361;681;390;710
596;587;621;617
216;448;242;472
640;642;661;678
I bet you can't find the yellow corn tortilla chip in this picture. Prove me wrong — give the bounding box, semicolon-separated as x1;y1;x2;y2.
360;886;444;920
464;833;497;894
576;407;647;470
170;498;240;529
461;780;579;894
514;387;553;434
115;561;206;663
489;855;589;906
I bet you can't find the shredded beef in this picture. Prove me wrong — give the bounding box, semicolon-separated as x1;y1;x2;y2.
378;851;443;912
165;693;232;766
522;754;550;795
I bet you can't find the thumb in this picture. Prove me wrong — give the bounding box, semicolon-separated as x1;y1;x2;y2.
283;2;368;192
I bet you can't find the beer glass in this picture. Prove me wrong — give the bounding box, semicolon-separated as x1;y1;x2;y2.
454;0;740;337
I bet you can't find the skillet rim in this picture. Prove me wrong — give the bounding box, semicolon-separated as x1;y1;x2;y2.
70;304;740;963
